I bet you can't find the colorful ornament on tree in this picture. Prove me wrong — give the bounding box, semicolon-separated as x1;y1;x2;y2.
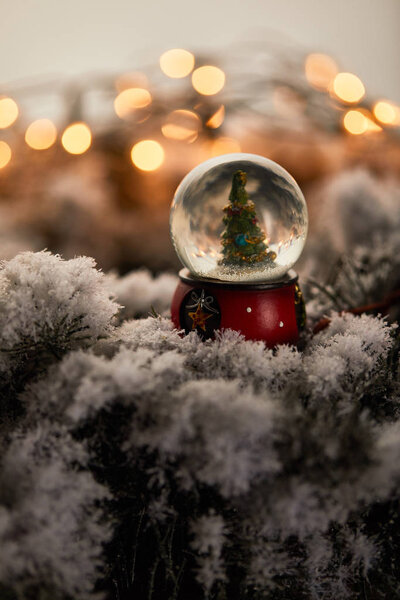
170;153;308;345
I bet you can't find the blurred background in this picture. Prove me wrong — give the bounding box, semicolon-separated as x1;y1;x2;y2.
1;0;400;274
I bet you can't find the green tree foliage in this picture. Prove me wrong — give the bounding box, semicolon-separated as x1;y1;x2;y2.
219;170;276;266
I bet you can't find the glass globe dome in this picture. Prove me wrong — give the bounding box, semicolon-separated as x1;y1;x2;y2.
170;153;308;283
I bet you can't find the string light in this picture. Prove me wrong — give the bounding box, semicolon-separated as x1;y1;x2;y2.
343;108;381;135
61;122;92;154
209;137;240;157
0;55;395;170
305;53;338;91
0;141;11;168
343;110;368;135
25;119;57;150
0;97;18;129
206;105;225;129
160;49;195;78
342;109;382;135
161;110;200;142
373;100;399;125
131;140;164;171
114;88;152;119
332;73;365;103
192;66;225;96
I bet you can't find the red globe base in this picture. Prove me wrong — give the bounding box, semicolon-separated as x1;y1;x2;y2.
171;269;305;348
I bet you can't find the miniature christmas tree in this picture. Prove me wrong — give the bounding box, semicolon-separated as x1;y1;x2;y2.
219;170;277;266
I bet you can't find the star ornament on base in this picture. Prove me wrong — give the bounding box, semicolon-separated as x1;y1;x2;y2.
188;304;213;331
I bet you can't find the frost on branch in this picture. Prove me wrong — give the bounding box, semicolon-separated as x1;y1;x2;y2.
16;306;399;598
0;430;110;600
106;268;177;319
305;312;396;410
190;512;226;593
101;319;303;396
0;251;119;384
0;229;399;600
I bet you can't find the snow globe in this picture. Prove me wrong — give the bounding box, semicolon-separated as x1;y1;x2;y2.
170;153;308;345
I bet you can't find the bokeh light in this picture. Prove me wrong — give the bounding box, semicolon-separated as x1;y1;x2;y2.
305;53;338;91
115;71;149;92
161;110;200;142
160;49;195;78
332;73;365;103
192;66;225;96
209;137;241;156
114;88;152;119
365;114;382;133
131;140;165;171
342;109;381;135
25;119;57;150
0;97;19;129
343;110;368;135
61;122;92;154
0;141;12;168
206;105;225;128
373;100;399;125
343;108;382;135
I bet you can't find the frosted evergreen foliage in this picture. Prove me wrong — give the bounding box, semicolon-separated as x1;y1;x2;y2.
105;268;177;320
0;168;400;600
0;251;120;382
0;430;110;600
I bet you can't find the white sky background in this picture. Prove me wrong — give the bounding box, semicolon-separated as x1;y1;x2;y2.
1;0;400;101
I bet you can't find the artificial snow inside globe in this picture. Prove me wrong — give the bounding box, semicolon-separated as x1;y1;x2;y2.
170;153;308;346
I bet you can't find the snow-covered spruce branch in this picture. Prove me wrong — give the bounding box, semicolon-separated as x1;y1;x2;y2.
0;238;399;599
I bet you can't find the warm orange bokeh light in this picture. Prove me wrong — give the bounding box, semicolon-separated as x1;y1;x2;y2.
343;108;381;135
343;110;371;135
332;73;365;103
343;110;368;135
209;137;241;157
192;66;225;96
25;119;57;150
161;110;200;142
365;113;382;132
131;140;165;171
61;122;92;154
206;105;225;129
373;100;399;125
0;141;12;168
160;49;195;78
305;53;338;91
0;97;19;129
114;88;152;119
115;71;149;92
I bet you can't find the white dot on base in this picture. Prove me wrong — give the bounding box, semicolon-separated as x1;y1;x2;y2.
246;307;252;313
279;321;284;328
